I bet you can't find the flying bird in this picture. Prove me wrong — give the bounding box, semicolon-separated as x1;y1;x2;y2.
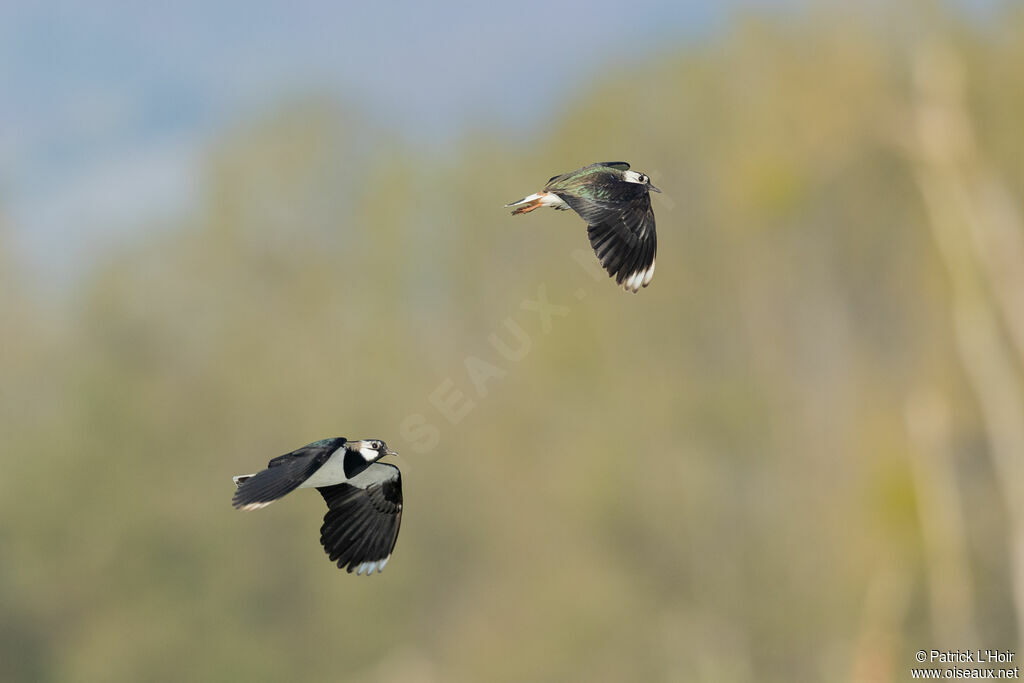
506;161;660;293
232;437;402;575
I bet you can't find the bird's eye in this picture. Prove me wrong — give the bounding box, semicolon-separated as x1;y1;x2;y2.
372;441;382;450
640;174;648;183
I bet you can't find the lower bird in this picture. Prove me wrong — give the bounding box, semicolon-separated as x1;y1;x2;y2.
232;437;402;575
506;161;660;293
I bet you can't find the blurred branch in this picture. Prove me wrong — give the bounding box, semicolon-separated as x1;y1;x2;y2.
905;389;977;645
907;41;1024;644
967;178;1024;367
850;562;911;683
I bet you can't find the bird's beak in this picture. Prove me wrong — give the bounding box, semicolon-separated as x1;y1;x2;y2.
649;184;662;193
385;447;399;457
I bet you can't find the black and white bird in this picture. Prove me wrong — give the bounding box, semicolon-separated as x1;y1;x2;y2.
232;437;402;575
506;161;660;293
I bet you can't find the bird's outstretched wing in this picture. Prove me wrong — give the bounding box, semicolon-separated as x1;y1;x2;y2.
317;463;403;575
559;189;657;293
232;443;337;510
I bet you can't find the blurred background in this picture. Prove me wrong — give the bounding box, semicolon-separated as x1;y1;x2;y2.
2;1;1023;681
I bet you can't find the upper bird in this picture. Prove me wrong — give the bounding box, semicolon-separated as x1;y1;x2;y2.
506;161;660;293
232;437;402;575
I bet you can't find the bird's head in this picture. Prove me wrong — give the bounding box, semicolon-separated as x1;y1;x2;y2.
623;170;661;193
349;439;398;463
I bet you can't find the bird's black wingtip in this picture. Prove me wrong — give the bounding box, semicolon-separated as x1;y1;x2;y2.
231;472;287;511
231;494;274;511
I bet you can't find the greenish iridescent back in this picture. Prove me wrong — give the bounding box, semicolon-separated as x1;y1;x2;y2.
306;438;339;448
545;162;629;196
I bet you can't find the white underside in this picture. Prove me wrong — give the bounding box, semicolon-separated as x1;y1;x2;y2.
298;447;351;488
539;193;569;209
297;443;379;488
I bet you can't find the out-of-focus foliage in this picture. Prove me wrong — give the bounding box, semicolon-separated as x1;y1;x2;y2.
2;4;1022;682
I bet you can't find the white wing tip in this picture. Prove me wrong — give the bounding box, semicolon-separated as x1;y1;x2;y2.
238;500;274;511
624;271;641;293
643;259;656;286
354;555;391;575
621;259;655;293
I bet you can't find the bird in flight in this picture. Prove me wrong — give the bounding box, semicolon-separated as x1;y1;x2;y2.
506;161;660;293
232;437;402;575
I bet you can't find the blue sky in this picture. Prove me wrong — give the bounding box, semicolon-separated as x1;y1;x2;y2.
0;0;730;281
0;0;1000;283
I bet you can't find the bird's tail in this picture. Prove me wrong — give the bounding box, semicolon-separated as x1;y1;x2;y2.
232;473;255;487
505;192;545;215
505;191;569;215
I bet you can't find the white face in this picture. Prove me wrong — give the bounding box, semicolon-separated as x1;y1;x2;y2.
356;439;386;462
623;170;649;185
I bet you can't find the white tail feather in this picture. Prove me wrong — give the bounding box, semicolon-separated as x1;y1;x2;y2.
505;192;569;210
505;192;544;207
